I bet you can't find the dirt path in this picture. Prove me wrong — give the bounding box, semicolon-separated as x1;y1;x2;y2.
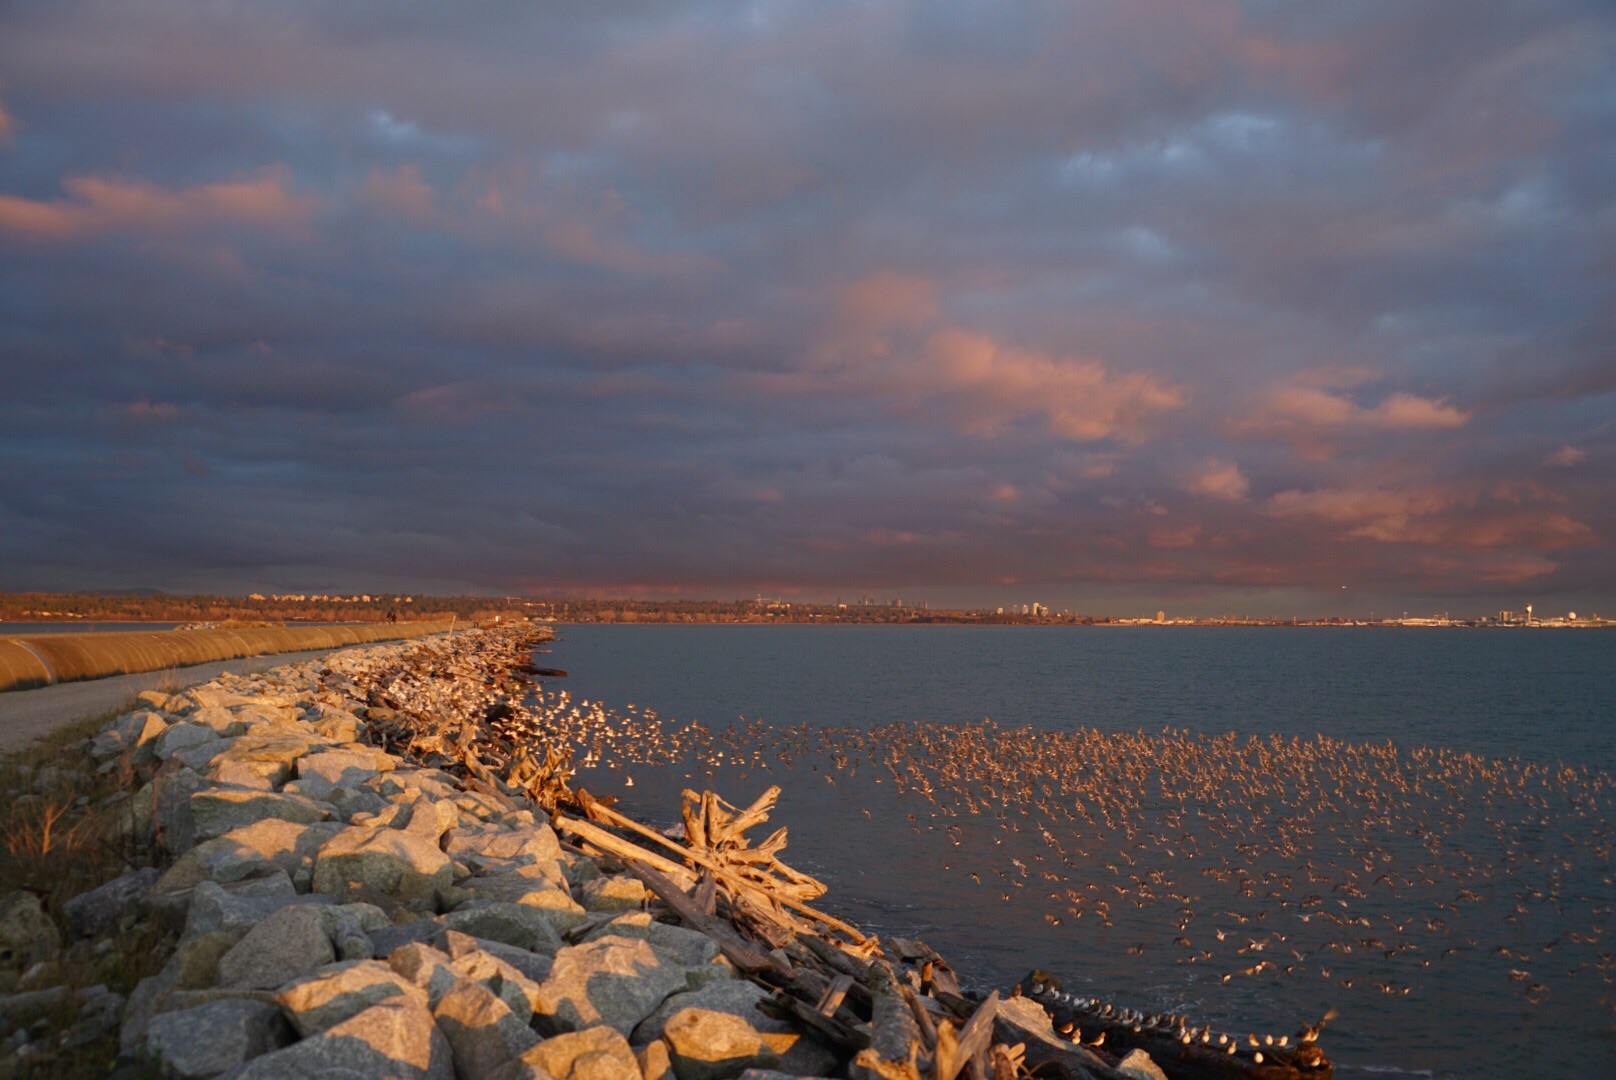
0;648;339;754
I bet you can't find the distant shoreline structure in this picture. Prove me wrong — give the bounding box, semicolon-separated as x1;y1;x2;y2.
1;588;1609;631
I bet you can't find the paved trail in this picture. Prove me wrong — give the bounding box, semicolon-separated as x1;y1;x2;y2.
0;648;338;754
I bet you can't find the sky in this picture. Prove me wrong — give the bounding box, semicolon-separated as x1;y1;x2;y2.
2;1;1613;618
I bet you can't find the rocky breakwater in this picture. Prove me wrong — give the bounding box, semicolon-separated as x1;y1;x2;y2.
0;625;846;1079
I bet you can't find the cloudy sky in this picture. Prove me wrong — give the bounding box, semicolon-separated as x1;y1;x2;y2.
2;1;1612;616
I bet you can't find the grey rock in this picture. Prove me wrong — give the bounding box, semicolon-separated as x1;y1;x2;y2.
188;706;252;737
208;760;275;790
227;998;454;1080
441;902;563;956
649;923;724;974
459;865;573;907
101;710;168;764
1117;1049;1171;1080
432;978;540;1079
438;935;544;1020
0;986;71;1027
373;768;462;801
170;931;238;989
0;893;59;971
323;786;391;822
217;730;319;786
519;1024;639;1080
90;728;128;762
530;934;692;1037
387;942;460;1006
62;867;161;939
441;933;553;986
578;875;649;913
322;903;387;961
170;738;239;772
154;723;221;762
288;749;386;799
311;824;454;903
276;959;426;1036
182;873;307;938
190;786;329;841
215;905;336;990
154;766;213;855
146;999;291;1079
664;1006;781;1080
453;788;519;822
368;919;442;959
633;979;783;1045
121;967;178;1053
156;819;344;894
444;823;561;873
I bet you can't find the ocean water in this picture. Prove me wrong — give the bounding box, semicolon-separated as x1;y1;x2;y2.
535;625;1614;1079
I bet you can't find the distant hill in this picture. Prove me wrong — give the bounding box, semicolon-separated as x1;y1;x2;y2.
92;587;170;597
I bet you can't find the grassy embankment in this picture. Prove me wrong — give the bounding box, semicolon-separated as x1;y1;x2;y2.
0;687;173;1079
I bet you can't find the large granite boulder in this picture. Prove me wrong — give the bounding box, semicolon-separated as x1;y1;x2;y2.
530;935;693;1037
62;867;161;939
276;959;427;1036
182;874;308;939
441;902;563;956
189;785;329;840
519;1024;639;1080
145;999;291;1079
311;824;454;903
432;977;541;1078
215;905;336;990
664;1006;781;1080
228;998;454;1080
156;819;344;894
0;892;59;971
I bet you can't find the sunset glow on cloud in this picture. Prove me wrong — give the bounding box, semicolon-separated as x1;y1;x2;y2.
1;1;1611;615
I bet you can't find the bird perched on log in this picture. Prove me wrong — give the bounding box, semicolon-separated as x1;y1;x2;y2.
1297;1006;1339;1044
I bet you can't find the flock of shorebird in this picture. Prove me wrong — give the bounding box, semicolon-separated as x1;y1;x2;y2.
487;683;1614;1046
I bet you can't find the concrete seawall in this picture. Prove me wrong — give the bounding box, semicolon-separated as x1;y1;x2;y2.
0;622;458;693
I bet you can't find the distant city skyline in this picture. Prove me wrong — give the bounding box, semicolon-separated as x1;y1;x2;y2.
2;3;1612;617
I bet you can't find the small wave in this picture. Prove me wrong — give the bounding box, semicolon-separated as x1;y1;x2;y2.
1342;1067;1436;1077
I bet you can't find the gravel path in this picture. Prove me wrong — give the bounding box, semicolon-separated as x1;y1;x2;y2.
0;648;339;754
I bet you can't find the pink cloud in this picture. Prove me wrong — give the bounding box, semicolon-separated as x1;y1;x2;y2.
394;383;514;424
1267;483;1592;550
835;273;940;333
1233;373;1470;453
921;329;1187;441
806;276;1186;444
1546;444;1586;468
1148;524;1201;549
0;168;319;241
1180;457;1249;501
450;165;714;279
118;399;181;421
360;165;435;220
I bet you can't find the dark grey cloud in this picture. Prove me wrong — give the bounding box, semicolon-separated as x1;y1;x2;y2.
1;1;1612;614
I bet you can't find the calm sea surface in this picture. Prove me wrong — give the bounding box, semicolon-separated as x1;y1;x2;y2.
535;625;1614;1079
